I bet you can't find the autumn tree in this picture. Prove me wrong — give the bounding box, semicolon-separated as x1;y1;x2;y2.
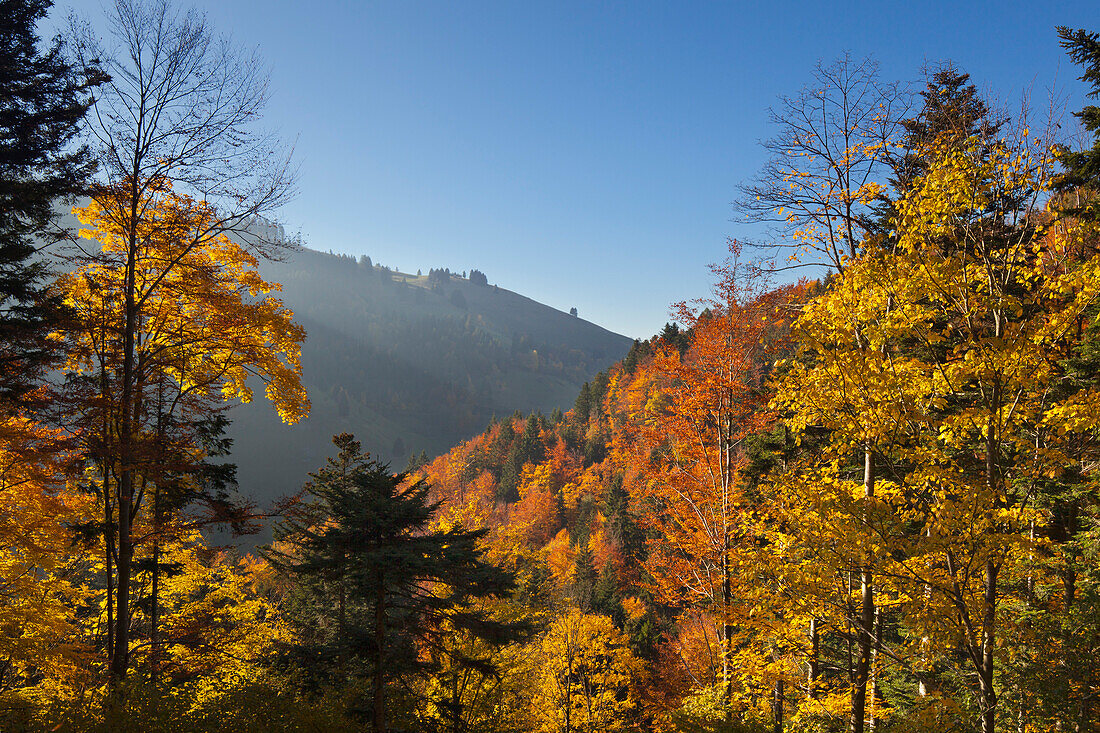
771;249;927;730
737;54;908;271
530;609;642;733
885;124;1060;733
60;181;308;682
737;68;914;728
749;61;990;733
67;0;297;682
1006;27;1100;729
612;242;789;722
0;420;93;721
772;97;1088;732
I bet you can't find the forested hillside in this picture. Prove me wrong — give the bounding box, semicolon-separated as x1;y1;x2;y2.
213;247;631;507
8;1;1100;731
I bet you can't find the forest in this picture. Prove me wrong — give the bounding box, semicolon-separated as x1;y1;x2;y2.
5;0;1100;731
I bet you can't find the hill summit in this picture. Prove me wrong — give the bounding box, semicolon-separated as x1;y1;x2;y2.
227;246;632;506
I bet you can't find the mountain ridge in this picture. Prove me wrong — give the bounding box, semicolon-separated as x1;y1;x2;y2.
228;245;632;509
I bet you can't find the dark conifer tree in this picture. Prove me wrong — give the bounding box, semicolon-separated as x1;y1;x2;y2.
498;414;544;503
871;67;1003;230
622;340;649;375
404;448;430;473
573;382;593;423
871;64;999;234
592;565;625;624
0;0;100;410
268;434;525;732
572;542;598;610
606;473;645;563
1056;27;1100;218
658;322;691;354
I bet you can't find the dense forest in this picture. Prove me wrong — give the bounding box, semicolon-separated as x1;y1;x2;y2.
5;0;1100;732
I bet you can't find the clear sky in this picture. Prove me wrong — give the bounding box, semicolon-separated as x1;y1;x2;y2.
57;0;1100;338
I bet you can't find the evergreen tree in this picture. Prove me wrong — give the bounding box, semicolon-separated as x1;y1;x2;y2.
658;322;691;354
404;449;430;473
622;339;645;374
517;414;544;463
0;0;100;410
1056;27;1100;216
268;434;524;732
573;382;593;422
872;64;998;232
572;543;598;610
592;565;625;625
606;474;645;563
590;369;611;408
894;65;996;182
498;414;544;503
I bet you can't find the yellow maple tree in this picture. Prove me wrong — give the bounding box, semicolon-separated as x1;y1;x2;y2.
530;609;642;733
58;176;309;682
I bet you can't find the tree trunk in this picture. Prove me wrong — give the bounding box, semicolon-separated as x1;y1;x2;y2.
846;572;854;692
104;472;114;669
773;678;784;733
565;650;572;733
808;617;819;698
112;466;132;681
979;386;1000;733
979;559;998;733
150;492;160;687
451;666;462;733
724;538;734;723
850;447;876;733
919;527;931;699
110;187;140;683
870;607;882;731
373;573;387;733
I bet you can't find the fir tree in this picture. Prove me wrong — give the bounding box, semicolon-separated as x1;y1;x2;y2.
573;382;593;423
268;434;525;732
658;322;691;354
0;0;100;410
572;543;598;610
1056;27;1100;217
872;64;999;233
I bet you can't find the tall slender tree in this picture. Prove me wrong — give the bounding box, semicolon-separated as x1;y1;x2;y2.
69;0;297;682
60;180;308;681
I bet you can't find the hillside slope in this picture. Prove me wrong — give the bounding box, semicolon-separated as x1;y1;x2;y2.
228;247;632;507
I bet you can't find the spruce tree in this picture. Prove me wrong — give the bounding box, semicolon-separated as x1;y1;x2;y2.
573;382;593;422
268;434;524;732
873;64;999;232
0;0;99;410
1056;27;1100;216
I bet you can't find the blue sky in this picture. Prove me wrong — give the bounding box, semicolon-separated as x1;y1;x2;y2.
58;0;1100;338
